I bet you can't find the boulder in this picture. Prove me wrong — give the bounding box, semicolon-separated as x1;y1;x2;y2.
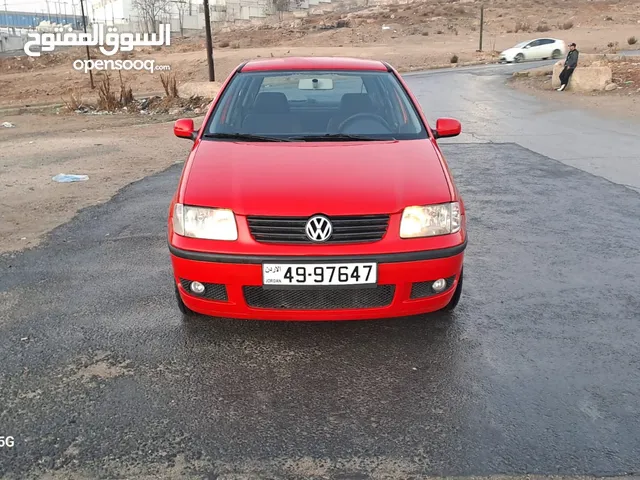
605;83;618;91
552;63;613;91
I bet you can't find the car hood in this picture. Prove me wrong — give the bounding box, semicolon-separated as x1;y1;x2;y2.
181;139;452;216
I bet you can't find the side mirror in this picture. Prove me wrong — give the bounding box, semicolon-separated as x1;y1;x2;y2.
174;118;197;140
433;118;461;139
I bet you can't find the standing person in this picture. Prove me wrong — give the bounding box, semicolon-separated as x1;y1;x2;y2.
558;42;579;91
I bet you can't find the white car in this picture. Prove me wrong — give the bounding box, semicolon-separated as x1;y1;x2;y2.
499;38;567;63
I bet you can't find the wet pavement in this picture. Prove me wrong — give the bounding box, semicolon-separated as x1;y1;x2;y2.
405;62;640;192
2;68;640;479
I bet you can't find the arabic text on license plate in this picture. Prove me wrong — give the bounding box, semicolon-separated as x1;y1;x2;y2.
262;263;377;286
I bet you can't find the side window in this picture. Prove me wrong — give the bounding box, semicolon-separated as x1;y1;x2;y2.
379;76;423;134
207;75;251;133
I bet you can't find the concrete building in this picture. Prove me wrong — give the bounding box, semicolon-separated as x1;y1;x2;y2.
90;0;333;32
0;10;85;30
90;0;205;33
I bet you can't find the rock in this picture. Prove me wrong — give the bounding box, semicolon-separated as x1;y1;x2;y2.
605;83;618;91
552;64;612;91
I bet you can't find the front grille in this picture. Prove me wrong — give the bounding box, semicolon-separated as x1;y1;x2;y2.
246;214;390;244
180;279;228;301
243;285;395;310
410;275;456;299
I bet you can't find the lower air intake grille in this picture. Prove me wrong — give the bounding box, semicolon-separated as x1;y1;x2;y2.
243;285;395;310
180;279;228;301
410;275;456;299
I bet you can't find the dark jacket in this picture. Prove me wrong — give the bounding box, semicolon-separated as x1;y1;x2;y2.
565;49;579;68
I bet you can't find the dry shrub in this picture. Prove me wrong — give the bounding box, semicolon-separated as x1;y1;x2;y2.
536;22;550;32
628;36;638;45
515;21;530;33
450;54;459;63
62;89;84;111
231;42;240;49
118;71;134;106
561;21;574;30
219;41;230;48
160;72;179;98
455;6;465;14
607;41;619;52
421;31;429;36
97;74;119;111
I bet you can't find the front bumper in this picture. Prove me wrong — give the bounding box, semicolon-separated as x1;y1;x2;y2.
169;241;466;321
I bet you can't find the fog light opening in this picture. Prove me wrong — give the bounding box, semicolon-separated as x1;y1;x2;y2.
190;281;205;294
432;278;447;293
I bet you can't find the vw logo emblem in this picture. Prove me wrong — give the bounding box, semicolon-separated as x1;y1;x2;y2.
305;215;333;242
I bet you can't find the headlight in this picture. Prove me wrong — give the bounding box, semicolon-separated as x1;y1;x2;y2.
400;202;461;238
172;203;238;241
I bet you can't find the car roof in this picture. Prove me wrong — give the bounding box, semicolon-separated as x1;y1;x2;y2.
240;56;390;73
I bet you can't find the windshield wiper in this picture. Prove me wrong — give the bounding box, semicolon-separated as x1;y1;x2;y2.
289;134;392;142
202;133;298;142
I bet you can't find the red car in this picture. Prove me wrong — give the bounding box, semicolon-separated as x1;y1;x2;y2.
168;57;467;321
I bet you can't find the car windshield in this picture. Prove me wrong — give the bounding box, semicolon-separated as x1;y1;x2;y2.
513;41;529;48
202;69;428;141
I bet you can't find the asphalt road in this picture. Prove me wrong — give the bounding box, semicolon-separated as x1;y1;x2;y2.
405;60;640;193
2;65;640;479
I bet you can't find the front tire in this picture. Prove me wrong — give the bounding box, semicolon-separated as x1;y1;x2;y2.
175;285;196;319
441;268;463;312
514;53;525;63
552;49;562;59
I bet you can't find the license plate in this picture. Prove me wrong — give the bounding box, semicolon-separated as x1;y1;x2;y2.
262;263;377;286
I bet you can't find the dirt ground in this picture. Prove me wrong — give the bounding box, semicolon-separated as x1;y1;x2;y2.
0;112;196;254
1;0;639;254
1;0;639;109
508;58;640;120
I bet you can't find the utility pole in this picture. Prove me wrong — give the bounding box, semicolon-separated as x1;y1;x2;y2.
478;4;484;52
79;0;94;89
203;0;215;81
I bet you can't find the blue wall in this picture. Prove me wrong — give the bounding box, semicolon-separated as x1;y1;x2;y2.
1;11;87;30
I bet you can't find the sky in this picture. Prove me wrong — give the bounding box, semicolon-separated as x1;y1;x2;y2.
4;0;95;15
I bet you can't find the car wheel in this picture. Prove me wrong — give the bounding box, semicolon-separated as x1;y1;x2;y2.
552;49;562;59
175;285;196;319
441;268;463;312
514;53;525;63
